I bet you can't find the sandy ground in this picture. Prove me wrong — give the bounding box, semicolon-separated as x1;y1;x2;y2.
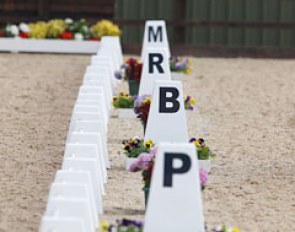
0;53;294;232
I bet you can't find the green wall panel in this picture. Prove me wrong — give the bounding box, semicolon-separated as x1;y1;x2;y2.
115;0;295;48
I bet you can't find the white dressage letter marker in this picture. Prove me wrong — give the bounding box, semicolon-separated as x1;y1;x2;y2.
144;143;205;232
141;20;170;61
138;47;171;96
144;80;188;143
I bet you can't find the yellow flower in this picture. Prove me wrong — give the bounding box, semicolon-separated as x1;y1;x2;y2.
28;21;48;38
112;96;118;101
184;68;192;74
47;19;66;38
144;140;153;148
143;97;151;104
193;140;200;146
190;97;196;104
119;90;126;96
91;19;121;38
100;221;108;232
231;227;240;232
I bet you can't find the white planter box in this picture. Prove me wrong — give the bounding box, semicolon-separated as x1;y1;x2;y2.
171;72;185;80
118;108;137;119
198;159;211;173
0;37;100;54
125;157;138;171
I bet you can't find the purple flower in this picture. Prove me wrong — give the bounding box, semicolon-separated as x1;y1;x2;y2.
121;64;129;69
185;95;191;103
189;137;197;143
188;106;194;111
114;71;122;80
175;62;183;69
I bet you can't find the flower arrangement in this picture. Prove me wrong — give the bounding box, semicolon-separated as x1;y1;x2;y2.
113;90;136;109
114;58;143;81
115;58;143;95
100;219;143;232
90;19;121;38
189;138;217;160
133;95;152;130
100;220;240;232
47;19;67;38
184;95;196;111
170;56;192;74
122;137;153;158
3;18;121;40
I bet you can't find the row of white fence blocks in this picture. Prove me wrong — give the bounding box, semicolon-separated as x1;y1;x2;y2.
39;36;123;232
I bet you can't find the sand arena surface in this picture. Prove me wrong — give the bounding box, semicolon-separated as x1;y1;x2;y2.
0;53;294;232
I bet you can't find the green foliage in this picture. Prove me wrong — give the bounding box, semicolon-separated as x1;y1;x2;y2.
197;145;216;160
113;96;135;109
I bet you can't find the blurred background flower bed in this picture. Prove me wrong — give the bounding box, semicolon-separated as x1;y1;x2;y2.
2;18;121;41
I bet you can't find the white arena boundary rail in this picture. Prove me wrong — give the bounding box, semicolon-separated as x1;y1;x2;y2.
38;36;123;232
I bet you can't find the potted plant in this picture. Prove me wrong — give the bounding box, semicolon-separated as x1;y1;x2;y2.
100;220;240;232
189;138;217;173
170;56;192;80
115;58;143;95
129;147;208;206
113;90;137;119
100;218;143;232
122;138;153;170
133;95;151;133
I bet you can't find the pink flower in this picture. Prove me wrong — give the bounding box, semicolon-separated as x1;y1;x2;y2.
199;168;208;186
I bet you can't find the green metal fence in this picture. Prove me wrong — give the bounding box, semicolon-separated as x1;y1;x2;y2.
115;0;295;48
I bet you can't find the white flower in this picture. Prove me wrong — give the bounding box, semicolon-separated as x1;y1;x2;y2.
5;25;11;32
10;25;19;36
64;18;73;24
82;25;89;33
74;33;83;41
19;22;30;33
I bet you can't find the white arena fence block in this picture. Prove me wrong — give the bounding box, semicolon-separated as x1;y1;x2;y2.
68;131;110;169
141;20;171;61
98;47;120;72
39;216;86;232
85;66;114;89
77;93;110;118
48;182;98;228
101;36;123;65
62;157;104;197
83;72;113;96
90;56;119;87
82;79;112;102
54;170;102;216
73;105;107;130
64;143;107;184
72;121;108;169
79;85;111;109
144;143;205;232
45;197;95;232
69;112;106;137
